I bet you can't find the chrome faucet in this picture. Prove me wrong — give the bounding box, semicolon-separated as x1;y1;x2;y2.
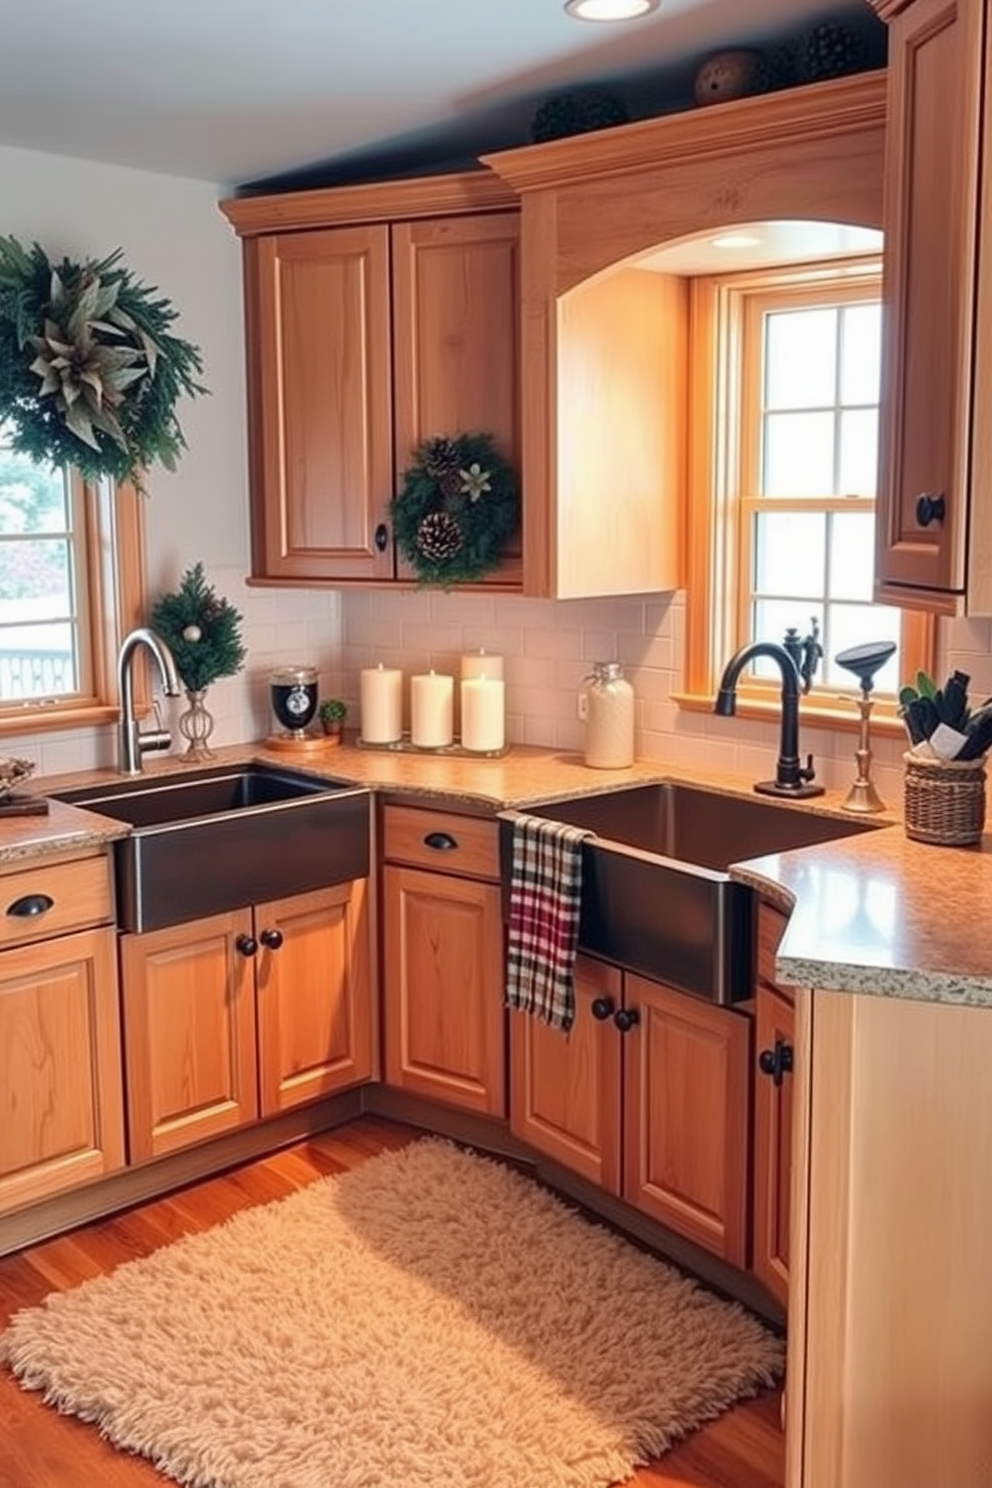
117;627;181;775
714;640;824;799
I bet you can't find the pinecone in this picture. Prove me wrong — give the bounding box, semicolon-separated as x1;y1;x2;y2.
423;437;461;478
440;469;463;500
530;89;629;145
417;511;464;561
795;23;867;83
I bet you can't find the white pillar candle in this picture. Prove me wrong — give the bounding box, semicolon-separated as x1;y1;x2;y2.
460;649;505;681
410;670;454;748
360;664;403;743
461;676;505;753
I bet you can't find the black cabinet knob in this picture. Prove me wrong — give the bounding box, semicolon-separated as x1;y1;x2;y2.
613;1007;640;1033
424;831;458;851
236;934;258;958
6;892;54;918
590;996;615;1021
758;1038;794;1086
260;928;284;951
374;523;389;552
915;492;946;527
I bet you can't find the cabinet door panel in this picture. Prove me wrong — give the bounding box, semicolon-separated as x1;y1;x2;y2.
256;881;373;1116
875;0;983;599
0;928;124;1214
754;985;795;1309
510;955;622;1193
121;912;258;1161
623;973;750;1264
383;864;505;1115
392;213;521;585
248;226;394;580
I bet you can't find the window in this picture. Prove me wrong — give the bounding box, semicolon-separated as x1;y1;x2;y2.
0;424;147;734
682;259;932;726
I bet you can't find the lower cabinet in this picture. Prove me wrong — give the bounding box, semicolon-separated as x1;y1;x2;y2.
0;924;125;1214
120;880;372;1162
511;954;751;1265
752;900;795;1309
382;805;505;1117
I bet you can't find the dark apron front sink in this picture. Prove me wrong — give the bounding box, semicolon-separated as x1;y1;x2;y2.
55;764;370;933
500;781;880;1005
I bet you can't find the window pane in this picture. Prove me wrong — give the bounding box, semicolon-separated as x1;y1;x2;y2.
754;511;826;600
829;511;875;601
763;411;835;496
751;599;825;683
837;409;878;497
0;444;69;536
0;620;77;699
839;303;882;406
826;603;902;694
765;308;837;409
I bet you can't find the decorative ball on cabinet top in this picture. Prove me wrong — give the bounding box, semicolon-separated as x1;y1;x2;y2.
693;49;773;106
530;88;630;143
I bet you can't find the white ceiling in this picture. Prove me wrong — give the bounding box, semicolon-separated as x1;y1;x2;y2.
0;1;873;190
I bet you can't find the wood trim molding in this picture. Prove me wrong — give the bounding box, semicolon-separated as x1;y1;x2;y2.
865;0;911;18
220;170;517;237
482;73;887;193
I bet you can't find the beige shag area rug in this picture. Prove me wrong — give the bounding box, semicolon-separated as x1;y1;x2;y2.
1;1139;782;1488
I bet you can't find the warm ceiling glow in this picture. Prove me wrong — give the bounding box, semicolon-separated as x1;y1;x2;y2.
709;233;763;249
564;0;660;20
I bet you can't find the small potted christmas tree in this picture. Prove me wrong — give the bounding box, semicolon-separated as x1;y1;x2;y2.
150;563;246;761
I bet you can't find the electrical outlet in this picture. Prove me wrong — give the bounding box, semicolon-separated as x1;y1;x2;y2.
577;692;588;721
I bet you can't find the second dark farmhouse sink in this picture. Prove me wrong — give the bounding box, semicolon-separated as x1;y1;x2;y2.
499;782;881;1005
55;763;370;933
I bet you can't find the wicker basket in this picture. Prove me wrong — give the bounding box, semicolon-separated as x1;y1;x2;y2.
903;752;987;846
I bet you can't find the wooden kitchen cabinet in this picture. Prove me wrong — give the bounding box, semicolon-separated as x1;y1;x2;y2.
871;0;992;611
221;175;521;588
120;881;372;1162
0;851;125;1215
382;805;505;1117
510;958;750;1265
510;954;622;1192
752;901;795;1310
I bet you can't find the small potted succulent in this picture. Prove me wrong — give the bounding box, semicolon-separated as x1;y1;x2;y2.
318;697;348;742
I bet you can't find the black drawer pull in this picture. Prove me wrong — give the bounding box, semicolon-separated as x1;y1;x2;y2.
759;1039;794;1086
591;996;615;1021
424;831;458;852
374;523;389;552
613;1007;640;1034
236;934;258;958
7;893;54;918
260;928;284;951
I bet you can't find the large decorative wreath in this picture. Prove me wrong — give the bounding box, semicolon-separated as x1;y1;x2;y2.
390;432;519;586
0;236;206;489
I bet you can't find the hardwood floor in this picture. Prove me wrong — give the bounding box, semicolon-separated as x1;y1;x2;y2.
0;1116;785;1488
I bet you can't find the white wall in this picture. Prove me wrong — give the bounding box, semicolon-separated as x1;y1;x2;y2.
0;142;342;774
341;589;992;806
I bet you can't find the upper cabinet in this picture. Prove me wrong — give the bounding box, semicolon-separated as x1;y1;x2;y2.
871;0;992;612
221;174;521;588
483;73;886;597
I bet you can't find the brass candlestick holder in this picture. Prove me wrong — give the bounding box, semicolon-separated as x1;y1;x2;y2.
835;641;897;814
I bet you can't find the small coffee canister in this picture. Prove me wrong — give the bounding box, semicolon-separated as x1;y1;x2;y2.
582;662;635;769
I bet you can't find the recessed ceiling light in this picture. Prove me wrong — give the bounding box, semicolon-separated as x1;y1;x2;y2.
709;233;763;249
564;0;660;21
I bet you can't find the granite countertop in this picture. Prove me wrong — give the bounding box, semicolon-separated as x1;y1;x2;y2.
5;736;990;1008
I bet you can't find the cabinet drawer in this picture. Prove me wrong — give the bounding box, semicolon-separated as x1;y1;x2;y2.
756;900;793;1001
0;853;113;950
382;806;499;881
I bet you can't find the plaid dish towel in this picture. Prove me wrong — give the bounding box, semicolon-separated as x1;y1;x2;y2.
505;813;593;1033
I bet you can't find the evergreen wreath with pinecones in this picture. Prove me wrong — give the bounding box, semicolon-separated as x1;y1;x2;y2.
0;236;206;490
390;432;519;586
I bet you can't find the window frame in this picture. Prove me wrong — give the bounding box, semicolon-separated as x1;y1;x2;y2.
680;256;933;734
0;472;147;736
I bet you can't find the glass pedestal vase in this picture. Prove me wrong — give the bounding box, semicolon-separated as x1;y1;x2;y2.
178;688;216;762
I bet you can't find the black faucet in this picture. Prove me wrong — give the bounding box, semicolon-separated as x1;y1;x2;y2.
714;641;824;799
